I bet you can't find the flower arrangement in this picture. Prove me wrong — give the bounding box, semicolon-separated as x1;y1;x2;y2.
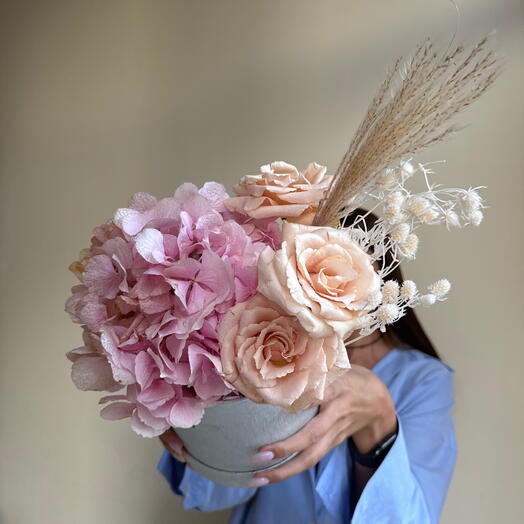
65;36;499;437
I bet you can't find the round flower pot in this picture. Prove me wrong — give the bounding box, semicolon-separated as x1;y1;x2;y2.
174;397;318;488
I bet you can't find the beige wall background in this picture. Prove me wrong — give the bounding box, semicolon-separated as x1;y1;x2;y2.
1;1;523;523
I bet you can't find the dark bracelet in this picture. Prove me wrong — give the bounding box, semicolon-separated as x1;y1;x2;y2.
348;420;398;469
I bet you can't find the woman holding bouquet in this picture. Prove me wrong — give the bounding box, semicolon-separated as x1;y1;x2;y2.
66;34;496;522
157;210;457;524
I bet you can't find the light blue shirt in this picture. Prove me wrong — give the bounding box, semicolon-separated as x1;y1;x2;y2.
157;348;457;523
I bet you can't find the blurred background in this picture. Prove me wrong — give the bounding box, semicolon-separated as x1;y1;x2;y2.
0;1;523;523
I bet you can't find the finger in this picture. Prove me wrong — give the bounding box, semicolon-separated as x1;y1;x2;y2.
258;409;340;459
254;437;330;484
319;392;344;415
165;442;186;463
160;428;184;450
159;429;187;462
321;380;344;404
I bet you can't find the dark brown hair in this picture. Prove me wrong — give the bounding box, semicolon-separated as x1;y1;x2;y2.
341;208;441;360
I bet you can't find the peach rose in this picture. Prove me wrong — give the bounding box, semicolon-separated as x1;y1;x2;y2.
218;294;349;411
257;222;381;339
223;161;332;225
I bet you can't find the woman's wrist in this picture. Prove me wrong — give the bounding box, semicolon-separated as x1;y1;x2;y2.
351;394;397;454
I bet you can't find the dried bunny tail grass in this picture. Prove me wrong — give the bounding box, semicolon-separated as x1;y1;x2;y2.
313;35;502;227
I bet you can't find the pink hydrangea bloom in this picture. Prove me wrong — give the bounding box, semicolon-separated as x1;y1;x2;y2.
65;182;280;437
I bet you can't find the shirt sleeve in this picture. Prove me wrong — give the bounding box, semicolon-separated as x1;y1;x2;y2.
157;450;258;512
351;363;457;524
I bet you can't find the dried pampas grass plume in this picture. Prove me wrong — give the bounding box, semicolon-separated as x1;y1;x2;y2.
313;35;502;227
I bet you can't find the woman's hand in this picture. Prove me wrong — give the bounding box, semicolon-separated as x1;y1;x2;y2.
249;365;397;486
159;428;187;463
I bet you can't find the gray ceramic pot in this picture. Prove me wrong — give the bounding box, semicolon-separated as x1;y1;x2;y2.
174;397;318;487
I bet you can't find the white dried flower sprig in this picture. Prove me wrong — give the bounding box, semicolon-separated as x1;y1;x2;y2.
372;161;486;230
340;157;480;343
345;160;486;278
381;280;400;303
348;278;451;343
400;280;417;300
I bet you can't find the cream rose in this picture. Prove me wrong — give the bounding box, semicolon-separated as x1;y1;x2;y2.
223;161;332;225
257;222;381;339
217;293;350;412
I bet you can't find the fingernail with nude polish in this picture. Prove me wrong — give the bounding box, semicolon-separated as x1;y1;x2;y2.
251;451;275;465
248;476;269;488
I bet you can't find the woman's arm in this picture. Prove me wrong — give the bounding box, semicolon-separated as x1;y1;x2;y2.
348;414;399;512
349;397;399;507
250;365;397;484
251;362;456;523
352;364;456;523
